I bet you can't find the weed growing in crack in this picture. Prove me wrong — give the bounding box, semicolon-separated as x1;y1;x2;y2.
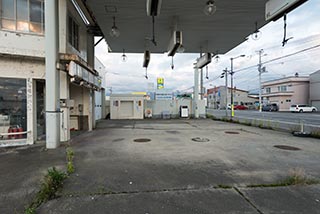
247;168;320;188
217;184;232;189
25;167;67;214
66;147;75;174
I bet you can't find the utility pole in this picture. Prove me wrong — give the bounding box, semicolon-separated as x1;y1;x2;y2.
230;58;234;117
221;68;228;117
200;51;203;100
257;49;266;112
230;55;245;117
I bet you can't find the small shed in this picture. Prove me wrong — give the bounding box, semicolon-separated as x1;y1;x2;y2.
110;94;144;119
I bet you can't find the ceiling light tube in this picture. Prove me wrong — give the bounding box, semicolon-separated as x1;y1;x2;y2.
168;31;182;57
143;51;151;68
71;0;90;25
146;0;162;16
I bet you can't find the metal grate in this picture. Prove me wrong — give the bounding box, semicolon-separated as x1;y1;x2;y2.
191;137;210;142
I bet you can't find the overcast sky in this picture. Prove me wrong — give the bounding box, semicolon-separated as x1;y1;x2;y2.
95;0;320;94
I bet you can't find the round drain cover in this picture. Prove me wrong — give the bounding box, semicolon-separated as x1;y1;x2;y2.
191;137;210;142
274;145;301;151
225;131;240;134
133;138;151;143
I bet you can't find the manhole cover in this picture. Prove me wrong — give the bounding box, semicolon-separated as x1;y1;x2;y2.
274;145;301;151
133;138;151;143
225;131;240;134
191;137;210;142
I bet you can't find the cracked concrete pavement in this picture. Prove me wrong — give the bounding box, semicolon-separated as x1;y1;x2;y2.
37;119;320;213
1;119;320;213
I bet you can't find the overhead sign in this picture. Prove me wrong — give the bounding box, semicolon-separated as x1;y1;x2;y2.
265;0;308;21
157;78;164;89
155;91;172;100
196;53;212;69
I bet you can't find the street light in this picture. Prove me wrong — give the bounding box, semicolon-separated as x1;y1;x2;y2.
230;54;245;117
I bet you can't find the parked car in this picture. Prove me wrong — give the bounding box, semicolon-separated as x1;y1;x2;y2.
290;104;317;113
234;105;248;110
262;104;279;112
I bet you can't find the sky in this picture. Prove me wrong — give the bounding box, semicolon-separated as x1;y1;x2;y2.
95;0;320;94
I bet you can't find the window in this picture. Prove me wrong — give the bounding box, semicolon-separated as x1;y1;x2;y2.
0;78;27;140
266;88;271;93
68;16;79;50
1;0;45;34
286;99;291;103
278;85;287;92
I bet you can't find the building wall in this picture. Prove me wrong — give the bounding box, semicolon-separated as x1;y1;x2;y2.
291;82;309;104
110;95;144;119
310;71;320;109
0;57;45;79
207;87;257;109
262;77;309;111
94;57;107;121
65;0;89;61
0;0;89;59
145;99;192;118
0;0;97;146
0;31;44;57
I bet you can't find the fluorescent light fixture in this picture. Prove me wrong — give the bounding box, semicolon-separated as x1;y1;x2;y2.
143;51;151;68
146;0;162;16
168;31;182;57
71;0;90;25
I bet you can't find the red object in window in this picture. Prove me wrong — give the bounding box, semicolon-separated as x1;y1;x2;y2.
17;127;23;139
8;127;12;139
11;127;18;139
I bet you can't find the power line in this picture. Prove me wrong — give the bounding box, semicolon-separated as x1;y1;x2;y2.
263;44;320;65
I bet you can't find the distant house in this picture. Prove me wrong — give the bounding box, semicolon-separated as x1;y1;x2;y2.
207;86;257;109
310;70;320;110
262;76;309;111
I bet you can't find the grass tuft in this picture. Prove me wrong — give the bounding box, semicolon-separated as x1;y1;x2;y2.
217;184;232;189
66;147;75;174
247;168;320;188
25;167;67;213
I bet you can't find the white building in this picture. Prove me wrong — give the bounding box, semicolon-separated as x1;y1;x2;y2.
110;94;145;120
207;86;258;109
310;70;320;110
0;0;103;147
94;57;107;121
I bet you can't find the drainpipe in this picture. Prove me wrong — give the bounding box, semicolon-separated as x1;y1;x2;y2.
45;0;60;149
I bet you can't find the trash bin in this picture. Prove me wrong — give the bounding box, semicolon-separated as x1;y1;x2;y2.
180;106;189;118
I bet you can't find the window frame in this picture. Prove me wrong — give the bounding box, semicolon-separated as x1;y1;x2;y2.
68;14;80;51
0;0;45;34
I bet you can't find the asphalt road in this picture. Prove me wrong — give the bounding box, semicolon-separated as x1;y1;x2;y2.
206;109;320;126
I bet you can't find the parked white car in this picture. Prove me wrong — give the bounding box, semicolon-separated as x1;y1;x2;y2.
290;104;317;113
